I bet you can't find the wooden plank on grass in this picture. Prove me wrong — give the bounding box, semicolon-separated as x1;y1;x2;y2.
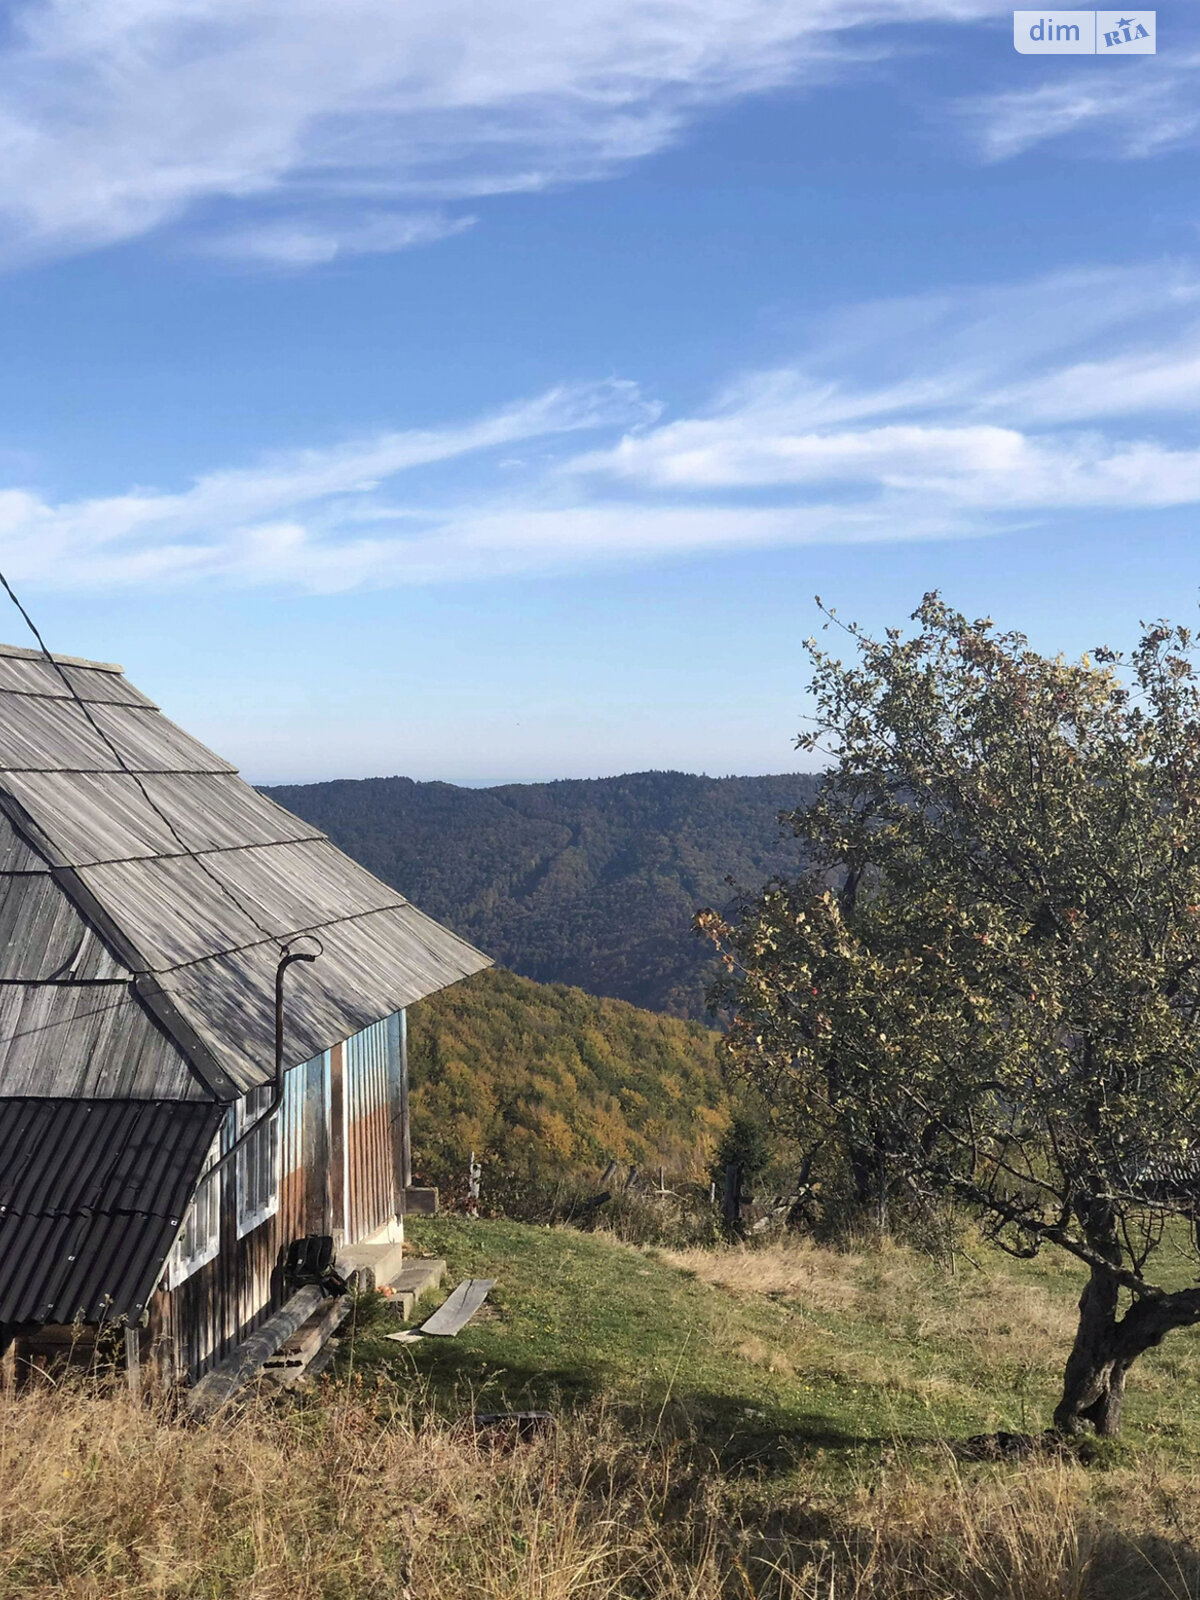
418;1278;494;1337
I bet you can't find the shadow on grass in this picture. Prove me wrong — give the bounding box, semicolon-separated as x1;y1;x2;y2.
350;1320;893;1475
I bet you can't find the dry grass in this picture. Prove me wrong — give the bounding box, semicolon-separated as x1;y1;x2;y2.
661;1239;871;1313
660;1237;1079;1371
2;1381;1200;1599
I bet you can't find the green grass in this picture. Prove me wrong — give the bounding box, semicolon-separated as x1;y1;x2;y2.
334;1217;1200;1483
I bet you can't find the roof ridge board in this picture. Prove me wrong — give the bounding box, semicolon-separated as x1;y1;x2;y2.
0;642;123;673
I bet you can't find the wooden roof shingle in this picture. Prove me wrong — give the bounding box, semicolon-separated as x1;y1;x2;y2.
0;645;490;1100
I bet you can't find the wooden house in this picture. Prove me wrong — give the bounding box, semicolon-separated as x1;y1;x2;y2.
0;641;489;1385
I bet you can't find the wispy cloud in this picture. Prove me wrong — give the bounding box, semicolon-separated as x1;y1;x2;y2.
0;0;998;264
569;265;1200;516
4;262;1200;590
0;381;659;589
962;54;1200;162
200;210;476;267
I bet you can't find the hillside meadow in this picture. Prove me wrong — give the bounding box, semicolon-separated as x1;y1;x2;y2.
8;1220;1200;1597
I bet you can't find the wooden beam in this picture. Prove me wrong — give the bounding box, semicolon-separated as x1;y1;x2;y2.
185;1285;327;1418
124;1326;142;1400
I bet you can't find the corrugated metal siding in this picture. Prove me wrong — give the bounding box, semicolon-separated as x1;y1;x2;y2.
0;650;152;705
345;1019;393;1242
156;1013;403;1380
0;1099;224;1324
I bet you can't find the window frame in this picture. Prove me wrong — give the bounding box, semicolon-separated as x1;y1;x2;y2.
235;1083;280;1239
166;1129;223;1288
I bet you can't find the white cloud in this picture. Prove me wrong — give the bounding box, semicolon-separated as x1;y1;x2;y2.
4;262;1200;590
565;262;1200;520
0;380;660;589
201;210;476;266
962;55;1200;162
0;0;999;263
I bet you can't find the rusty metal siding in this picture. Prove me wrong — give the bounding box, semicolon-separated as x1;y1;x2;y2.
152;1012;404;1381
344;1018;395;1243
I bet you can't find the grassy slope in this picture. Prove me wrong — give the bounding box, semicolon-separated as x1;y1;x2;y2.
363;1218;1200;1476
11;1227;1200;1596
406;967;729;1184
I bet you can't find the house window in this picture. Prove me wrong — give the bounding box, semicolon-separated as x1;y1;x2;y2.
167;1131;222;1287
236;1083;280;1238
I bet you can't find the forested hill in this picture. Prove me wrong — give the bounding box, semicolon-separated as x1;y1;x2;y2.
261;769;819;1017
407;967;728;1184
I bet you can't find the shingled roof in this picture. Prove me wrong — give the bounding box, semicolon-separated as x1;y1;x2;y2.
0;640;490;1103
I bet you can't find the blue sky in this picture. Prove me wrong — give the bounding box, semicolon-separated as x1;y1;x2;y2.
0;1;1195;782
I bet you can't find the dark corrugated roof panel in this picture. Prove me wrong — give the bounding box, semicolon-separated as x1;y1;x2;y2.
0;1098;224;1324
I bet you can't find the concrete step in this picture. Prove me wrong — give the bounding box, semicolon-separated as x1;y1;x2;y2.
336;1240;446;1320
338;1240;406;1293
389;1257;446;1320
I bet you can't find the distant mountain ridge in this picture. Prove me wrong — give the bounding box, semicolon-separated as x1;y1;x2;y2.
261;769;819;1017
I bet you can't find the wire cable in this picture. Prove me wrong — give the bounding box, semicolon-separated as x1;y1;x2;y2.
0;571;284;956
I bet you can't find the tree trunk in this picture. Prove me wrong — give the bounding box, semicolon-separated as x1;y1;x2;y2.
1053;1263;1125;1436
1052;1269;1200;1437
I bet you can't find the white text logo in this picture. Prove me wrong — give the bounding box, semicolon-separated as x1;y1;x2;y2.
1013;11;1155;53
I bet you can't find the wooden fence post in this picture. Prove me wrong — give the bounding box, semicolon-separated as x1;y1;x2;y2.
722;1161;743;1234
